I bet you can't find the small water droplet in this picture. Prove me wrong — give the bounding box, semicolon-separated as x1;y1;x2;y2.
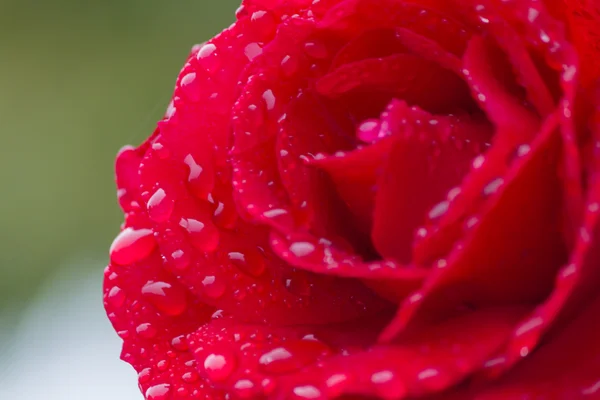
304;41;328;59
203;352;236;381
157;359;169;371
184;154;214;200
179;72;201;102
180;218;220;252
281;55;299;77
107;286;126;308
197;43;220;73
171;335;189;351
201;275;226;298
483;178;504;196
147;189;175;223
357;119;380;142
292;385;322;399
136;323;158;339
428;201;449;220
289;241;316;257
109;228;156;265
245;42;263;61
259;340;329;374
152;142;171;159
138;367;152;384
145;383;171;400
141;281;187;316
170;249;192;271
181;371;199;383
262;89;276;110
228;249;266;277
233;379;259;399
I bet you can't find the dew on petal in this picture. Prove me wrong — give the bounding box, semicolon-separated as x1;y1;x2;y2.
106;286;126;308
136;323;158;339
227;249;266;277
109;228;156;265
145;383;171;400
141;281;187;316
180;218;220;252
147;188;175;223
289;241;316;257
203;352;236;381
201;275;226;299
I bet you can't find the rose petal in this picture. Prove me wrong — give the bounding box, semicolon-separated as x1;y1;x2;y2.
371;100;492;264
274;308;525;399
381;118;568;341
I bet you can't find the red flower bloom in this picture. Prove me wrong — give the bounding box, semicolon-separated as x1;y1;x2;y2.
104;0;600;398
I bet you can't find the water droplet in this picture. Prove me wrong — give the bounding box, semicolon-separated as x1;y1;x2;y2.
182;371;199;383
289;241;316;257
180;218;220;252
197;43;220;73
145;383;171;400
109;228;156;265
304;41;328;59
180;72;201;102
371;370;406;398
141;281;187;316
472;155;485;169
184;154;214;200
262;89;276;110
157;359;169;371
138;367;152;384
259;340;329;374
147;189;175;223
152;142;171;159
292;385;322;399
428;201;449;220
228;249;266;277
171;335;189;351
250;10;277;37
201;275;226;298
483;177;504;196
170;249;192;271
136;323;157;339
233;379;259;399
203;352;236;381
281;55;299;77
245;42;263;61
107;286;126;308
357;119;380;142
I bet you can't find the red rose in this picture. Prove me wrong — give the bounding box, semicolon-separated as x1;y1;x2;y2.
104;0;600;398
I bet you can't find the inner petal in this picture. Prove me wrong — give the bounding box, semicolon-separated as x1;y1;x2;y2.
371;101;493;263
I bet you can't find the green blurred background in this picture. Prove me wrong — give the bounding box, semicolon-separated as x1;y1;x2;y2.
0;2;237;396
0;0;237;313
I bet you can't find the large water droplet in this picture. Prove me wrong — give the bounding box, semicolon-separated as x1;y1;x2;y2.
289;241;316;258
233;379;259;399
141;281;187;316
228;249;266;277
197;43;220;73
180;218;220;252
136;323;158;339
203;352;236;381
258;340;330;374
145;383;171;400
292;385;322;399
138;367;152;384
109;228;156;265
184;154;214;200
147;189;175;223
106;286;126;308
201;275;226;299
